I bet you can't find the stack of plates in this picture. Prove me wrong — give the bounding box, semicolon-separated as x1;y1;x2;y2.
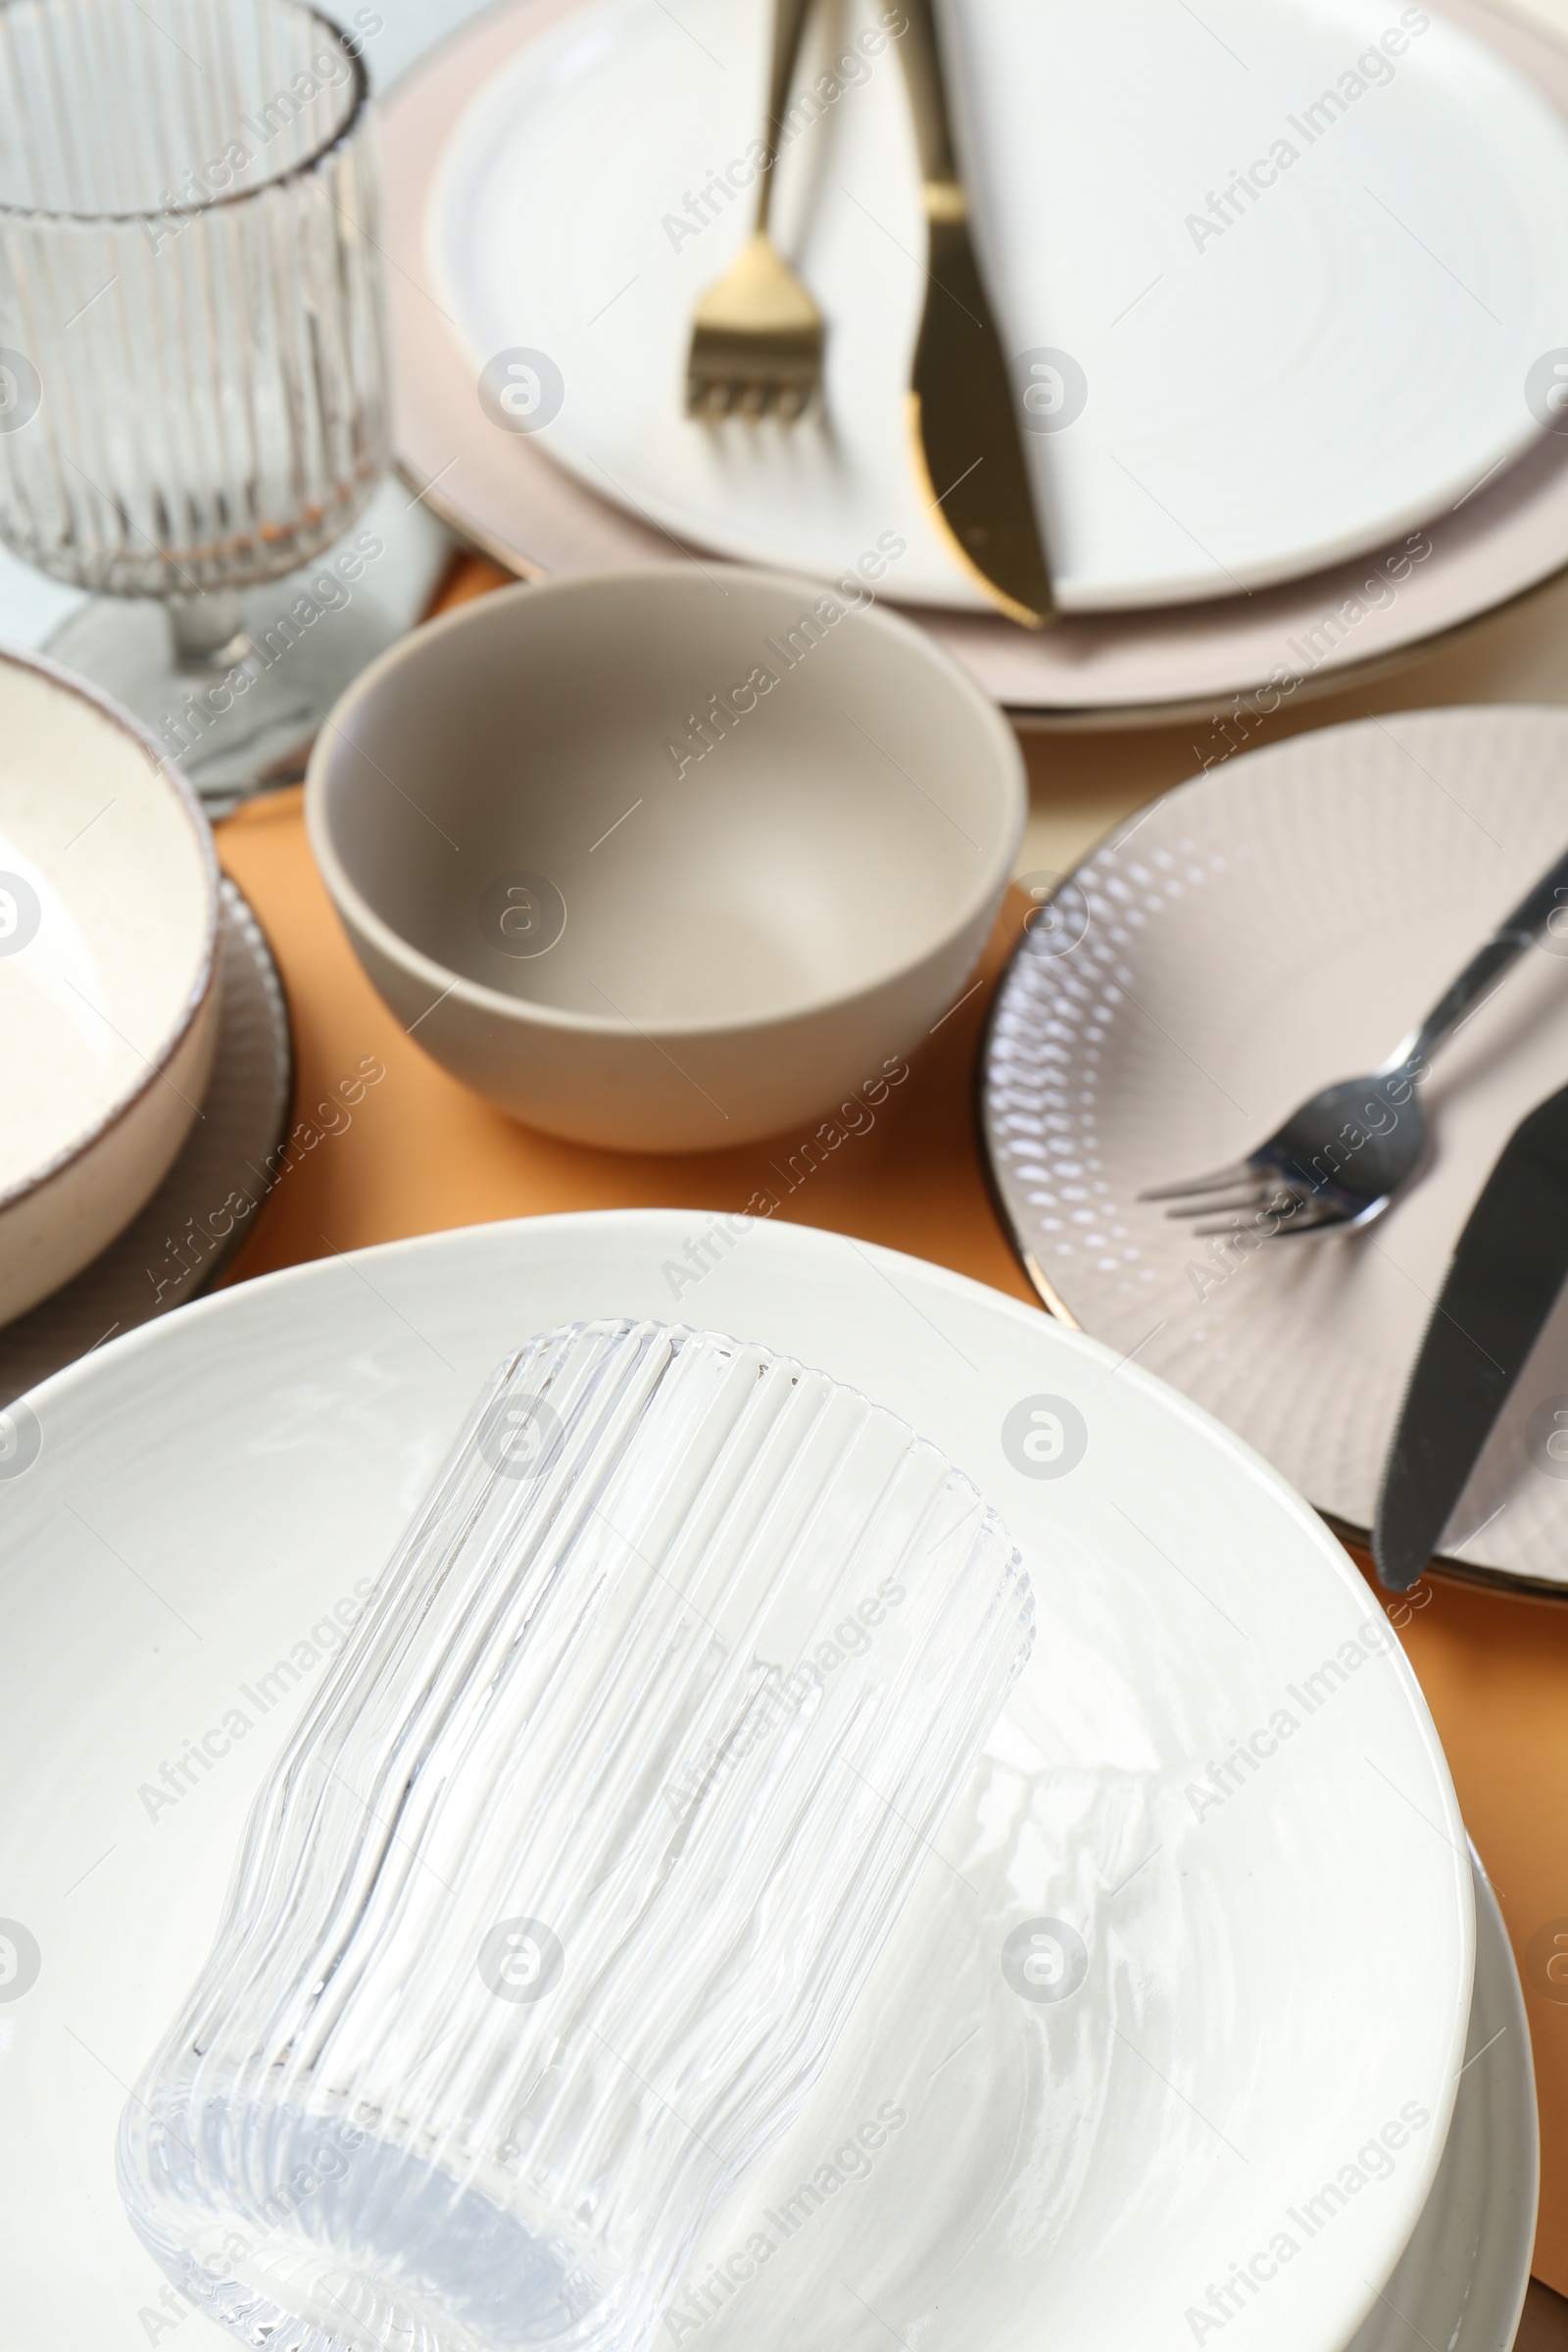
0;1215;1535;2352
383;0;1568;716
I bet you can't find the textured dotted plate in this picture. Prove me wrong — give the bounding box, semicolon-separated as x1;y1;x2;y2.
982;706;1568;1592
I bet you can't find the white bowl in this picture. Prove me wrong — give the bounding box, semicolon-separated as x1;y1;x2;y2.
305;569;1025;1152
0;649;220;1328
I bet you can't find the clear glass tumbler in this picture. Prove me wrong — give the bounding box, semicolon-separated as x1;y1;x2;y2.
0;0;391;795
119;1319;1034;2352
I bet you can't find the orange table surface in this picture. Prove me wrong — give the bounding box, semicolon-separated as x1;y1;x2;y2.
214;613;1568;2299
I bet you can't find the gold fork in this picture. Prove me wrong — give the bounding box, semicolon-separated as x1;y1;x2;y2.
686;0;824;421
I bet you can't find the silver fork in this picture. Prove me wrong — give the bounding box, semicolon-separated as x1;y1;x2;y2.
1143;841;1568;1238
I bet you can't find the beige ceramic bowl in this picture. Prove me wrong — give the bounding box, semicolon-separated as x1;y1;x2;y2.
306;568;1025;1151
0;649;220;1328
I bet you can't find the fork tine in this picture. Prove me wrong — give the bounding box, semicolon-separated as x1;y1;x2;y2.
1190;1200;1339;1240
1162;1192;1276;1221
1266;1207;1355;1240
1139;1160;1256;1202
687;360;822;423
685;233;824;422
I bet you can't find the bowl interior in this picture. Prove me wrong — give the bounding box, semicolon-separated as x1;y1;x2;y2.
316;573;1021;1028
0;659;213;1195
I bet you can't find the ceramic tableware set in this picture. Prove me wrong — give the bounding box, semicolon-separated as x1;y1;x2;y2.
0;2;1563;2349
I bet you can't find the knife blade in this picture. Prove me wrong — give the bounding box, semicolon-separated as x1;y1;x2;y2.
897;0;1055;630
1373;1080;1568;1590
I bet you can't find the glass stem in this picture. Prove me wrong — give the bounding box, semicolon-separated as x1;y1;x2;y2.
168;591;250;669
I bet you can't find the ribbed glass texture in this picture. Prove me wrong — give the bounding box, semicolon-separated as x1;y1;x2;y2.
0;0;388;595
118;1320;1034;2352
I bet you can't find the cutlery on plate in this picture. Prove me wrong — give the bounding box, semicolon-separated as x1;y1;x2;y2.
1373;1081;1568;1590
897;0;1054;629
686;0;823;420
1143;841;1568;1237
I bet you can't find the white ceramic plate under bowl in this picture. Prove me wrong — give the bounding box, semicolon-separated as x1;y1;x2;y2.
383;0;1568;719
0;878;292;1408
0;1214;1475;2352
982;705;1568;1594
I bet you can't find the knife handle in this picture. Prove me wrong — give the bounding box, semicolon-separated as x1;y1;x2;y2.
897;0;965;213
1386;841;1568;1082
756;0;817;233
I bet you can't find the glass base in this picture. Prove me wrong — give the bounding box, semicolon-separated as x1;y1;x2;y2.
45;576;403;810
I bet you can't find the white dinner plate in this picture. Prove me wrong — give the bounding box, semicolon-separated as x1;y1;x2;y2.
429;0;1568;614
385;0;1568;720
0;1213;1474;2352
982;704;1568;1592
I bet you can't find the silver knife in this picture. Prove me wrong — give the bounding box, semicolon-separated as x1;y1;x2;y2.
1372;1081;1568;1590
897;0;1055;629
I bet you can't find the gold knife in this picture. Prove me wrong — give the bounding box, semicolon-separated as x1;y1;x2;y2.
897;0;1055;629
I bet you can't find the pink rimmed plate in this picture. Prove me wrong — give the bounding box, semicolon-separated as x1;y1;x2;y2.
384;0;1568;717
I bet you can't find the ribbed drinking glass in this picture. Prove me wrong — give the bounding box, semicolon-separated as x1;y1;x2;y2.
0;0;391;794
119;1319;1035;2352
